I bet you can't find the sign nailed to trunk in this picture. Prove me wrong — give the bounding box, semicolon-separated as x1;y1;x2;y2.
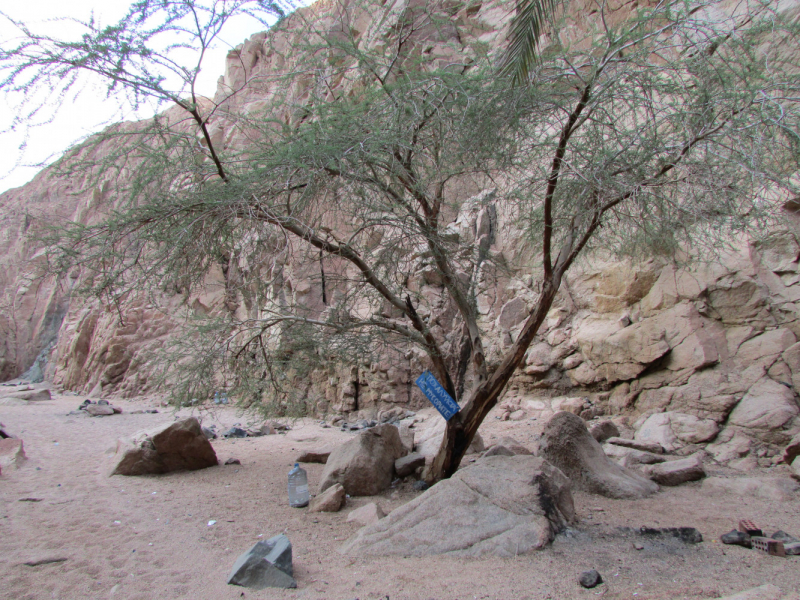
415;371;460;421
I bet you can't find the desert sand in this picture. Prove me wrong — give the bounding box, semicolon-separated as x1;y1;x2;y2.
1;391;799;600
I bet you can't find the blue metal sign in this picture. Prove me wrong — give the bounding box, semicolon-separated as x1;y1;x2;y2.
415;370;460;421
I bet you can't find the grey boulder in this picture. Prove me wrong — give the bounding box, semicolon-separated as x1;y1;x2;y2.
227;535;296;589
540;412;658;499
318;424;406;496
111;417;218;476
340;455;576;557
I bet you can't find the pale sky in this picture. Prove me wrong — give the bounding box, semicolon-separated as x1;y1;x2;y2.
0;1;297;193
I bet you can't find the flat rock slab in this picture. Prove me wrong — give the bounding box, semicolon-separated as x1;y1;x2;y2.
540;412;659;499
340;455;576;558
111;417;218;476
0;388;51;403
227;535;296;589
644;455;706;486
606;437;664;454
603;443;666;467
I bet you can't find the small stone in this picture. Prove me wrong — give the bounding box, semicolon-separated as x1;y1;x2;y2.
413;480;429;491
309;483;346;513
721;530;751;547
579;570;602;588
227;535;296;589
633;542;644;550
202;426;217;440
224;458;241;465
785;542;800;555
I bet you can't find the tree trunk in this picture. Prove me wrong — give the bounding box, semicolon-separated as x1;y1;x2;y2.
427;276;561;482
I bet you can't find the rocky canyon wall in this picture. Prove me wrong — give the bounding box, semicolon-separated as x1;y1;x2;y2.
1;0;799;468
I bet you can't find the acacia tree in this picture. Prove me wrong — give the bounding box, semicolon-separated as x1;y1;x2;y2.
3;0;799;482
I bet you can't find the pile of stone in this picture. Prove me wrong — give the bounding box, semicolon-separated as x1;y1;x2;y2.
218;422;278;439
721;520;800;556
77;399;122;416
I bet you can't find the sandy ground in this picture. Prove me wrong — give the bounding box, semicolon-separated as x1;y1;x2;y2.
1;391;799;600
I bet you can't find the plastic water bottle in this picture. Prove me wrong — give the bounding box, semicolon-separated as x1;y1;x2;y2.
287;463;309;508
221;391;228;405
213;391;220;404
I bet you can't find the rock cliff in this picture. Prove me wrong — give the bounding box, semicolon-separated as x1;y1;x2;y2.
1;0;799;468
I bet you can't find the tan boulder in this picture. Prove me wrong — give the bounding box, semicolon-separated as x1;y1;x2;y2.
643;454;706;486
728;377;798;431
318;424;405;496
111;417;218;476
634;412;719;452
309;483;346;513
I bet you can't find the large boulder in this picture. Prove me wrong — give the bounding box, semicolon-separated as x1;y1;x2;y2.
318;424;405;496
111;417;218;476
539;412;659;499
340;455;576;557
728;378;799;440
309;483;346;513
634;411;719;452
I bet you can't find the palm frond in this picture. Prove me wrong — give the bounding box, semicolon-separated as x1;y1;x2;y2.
497;0;559;86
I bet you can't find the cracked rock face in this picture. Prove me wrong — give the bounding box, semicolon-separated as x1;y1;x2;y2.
339;455;575;557
1;0;800;472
